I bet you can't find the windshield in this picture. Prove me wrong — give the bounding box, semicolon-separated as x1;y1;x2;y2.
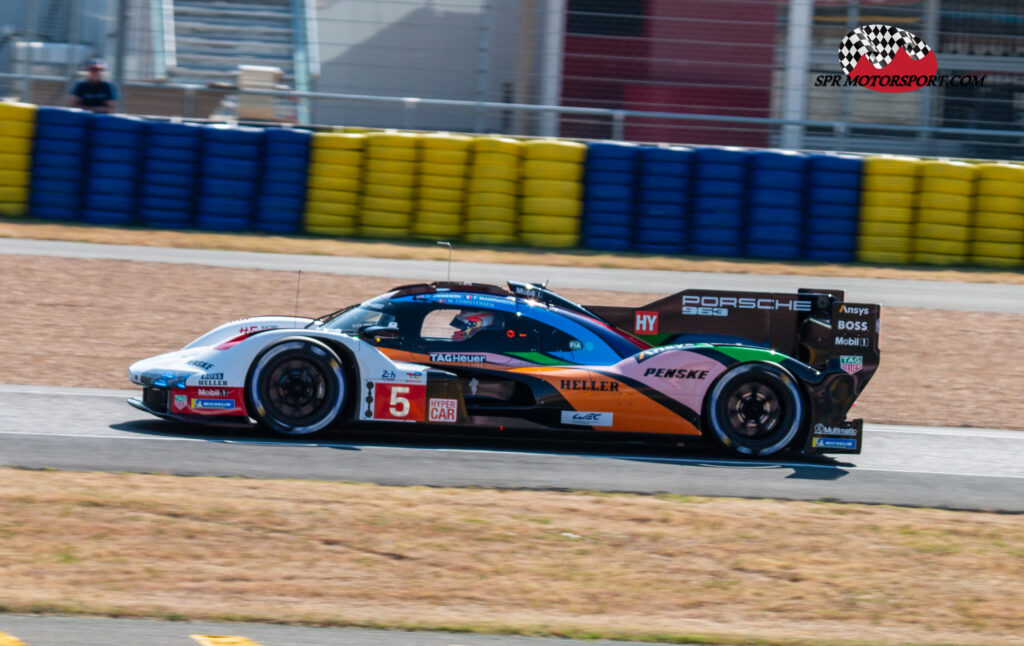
319;300;396;334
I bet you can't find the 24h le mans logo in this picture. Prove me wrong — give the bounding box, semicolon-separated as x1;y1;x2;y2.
838;24;937;93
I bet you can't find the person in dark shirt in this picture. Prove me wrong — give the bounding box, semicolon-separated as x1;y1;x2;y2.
69;60;118;113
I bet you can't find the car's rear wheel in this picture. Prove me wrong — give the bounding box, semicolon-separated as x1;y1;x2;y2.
248;339;346;436
705;362;805;457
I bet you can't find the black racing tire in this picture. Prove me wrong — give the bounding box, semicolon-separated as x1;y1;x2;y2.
704;362;806;457
248;338;346;436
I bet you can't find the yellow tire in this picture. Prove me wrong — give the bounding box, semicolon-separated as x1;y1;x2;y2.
972;241;1023;259
862;175;916;192
307;188;360;205
305;201;359;218
362;195;414;213
521;179;582;200
0;186;29;202
304;212;358;228
0;202;26;216
418;186;463;202
975;195;1024;214
861;191;914;208
366;131;420;147
915;238;969;255
0;102;37;122
859;205;914;223
857;235;912;253
973;227;1024;244
860;222;912;238
467;192;516;209
306;224;357;236
465;205;516;222
0;138;32;156
465;232;517;245
916;209;969;226
421;133;471;151
420;174;465;190
521;159;583;181
308;162;361;180
468;178;517;195
364;183;415;200
422;149;469;165
976;163;1024;182
520;232;579;248
411;223;462;239
360;210;412;228
418;162;467;178
310;148;361;166
0;170;29;187
366;158;416;175
414;211;461;227
472;137;521;155
521;196;582;218
915;223;971;241
919;177;972;196
417;198;462;215
367;145;418;162
470;163;518;181
975;179;1024;199
971;255;1022;268
313;133;366;150
918;192;970;212
364;170;416;187
862;156;922;176
0;154;30;171
0;121;34;138
523;139;587;163
919;161;974;180
360;224;412;239
857;249;911;264
974;211;1024;230
913;252;966;266
473;152;519;168
520;214;580;235
307;175;360;192
465;219;516;236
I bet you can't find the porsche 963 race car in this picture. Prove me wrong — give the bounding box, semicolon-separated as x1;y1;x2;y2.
129;281;880;457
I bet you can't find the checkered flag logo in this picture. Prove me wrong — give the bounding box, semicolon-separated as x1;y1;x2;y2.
838;24;932;75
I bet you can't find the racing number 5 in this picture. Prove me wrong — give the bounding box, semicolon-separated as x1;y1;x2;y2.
373;383;426;421
389;385;410;417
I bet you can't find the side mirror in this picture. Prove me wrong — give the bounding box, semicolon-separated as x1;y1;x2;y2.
358;325;400;342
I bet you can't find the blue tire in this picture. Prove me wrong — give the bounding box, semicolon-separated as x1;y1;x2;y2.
806;217;857;236
81;209;134;225
197;196;252;219
587;142;638;159
583;236;633;252
691;210;742;229
30;205;78;220
583;211;631;227
146;122;204;139
635;227;686;246
695;163;745;182
86;177;135;195
640;146;692;164
140;195;192;212
203;141;262;161
32;138;85;156
88;161;136;180
254;219;301;234
141;211;192;229
584;223;632;239
33;166;81;182
805;232;856;251
258;195;305;212
636;202;685;219
37;124;88;142
265;128;311;145
638;175;687;192
637;188;686;205
750;170;804;190
31;192;80;209
263;154;309;172
807;154;862;174
807;201;859;220
584;157;634;174
585;184;632;201
691;227;742;246
202;177;256;198
585;170;634;186
140;183;193;200
747;206;802;228
84;193;135;211
146;146;199;163
145;159;194;176
807;186;860;205
147;133;202;150
89;130;141;149
635;241;685;254
692;195;743;214
750;150;805;172
745;243;801;259
694;147;749;165
202;156;260;180
640;161;690;177
747;224;801;245
204;125;265;146
32;151;80;169
583;199;633;215
748;188;802;210
196;214;250;232
693;179;744;197
689;242;741;257
29;179;80;197
809;170;861;190
265;141;309;158
804;247;855;263
37;107;91;127
635;215;687;232
141;171;194;189
90;146;138;163
261;181;307;200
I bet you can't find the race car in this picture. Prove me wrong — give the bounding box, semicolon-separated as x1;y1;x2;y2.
128;280;881;457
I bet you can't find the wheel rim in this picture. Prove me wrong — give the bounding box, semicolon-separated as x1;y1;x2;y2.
266;358;328;420
724;381;783;440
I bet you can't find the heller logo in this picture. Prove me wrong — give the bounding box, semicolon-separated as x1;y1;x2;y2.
816;24;984;92
634;310;658;335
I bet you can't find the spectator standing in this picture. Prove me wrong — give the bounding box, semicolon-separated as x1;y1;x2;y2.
69;60;118;114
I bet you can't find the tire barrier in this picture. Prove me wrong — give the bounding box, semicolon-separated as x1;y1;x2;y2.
857;156;921;265
633;146;691;255
81;114;145;226
912;161;975;265
414;133;471;241
971;164;1024;268
360;131;420;239
29;107;90;221
690;147;750;257
581;142;638;252
139;121;203;229
518;139;587;248
255;128;311;234
0;102;36;217
465;136;521;245
196;125;265;232
804;154;861;263
745;150;806;260
304;132;364;236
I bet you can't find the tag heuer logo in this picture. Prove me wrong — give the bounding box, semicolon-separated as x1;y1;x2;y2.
840;355;863;375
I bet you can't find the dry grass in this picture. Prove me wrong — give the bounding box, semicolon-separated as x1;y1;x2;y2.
1;469;1022;645
2;217;1022;284
1;254;1022;430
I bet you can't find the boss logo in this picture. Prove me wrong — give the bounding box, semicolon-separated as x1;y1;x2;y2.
837;319;868;332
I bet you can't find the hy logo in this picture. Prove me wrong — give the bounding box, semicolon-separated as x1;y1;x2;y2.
838;24;937;93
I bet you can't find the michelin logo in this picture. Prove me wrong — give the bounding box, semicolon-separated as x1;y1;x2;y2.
812;437;857;450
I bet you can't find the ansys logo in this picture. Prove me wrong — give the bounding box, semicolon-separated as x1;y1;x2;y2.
816;24;984;93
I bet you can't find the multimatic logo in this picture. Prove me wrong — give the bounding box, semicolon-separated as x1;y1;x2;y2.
816;24;984;92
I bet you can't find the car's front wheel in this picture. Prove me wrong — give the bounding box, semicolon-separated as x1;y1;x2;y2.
248;338;346;436
705;362;805;457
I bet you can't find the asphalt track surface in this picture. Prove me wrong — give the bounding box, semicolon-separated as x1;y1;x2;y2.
3;237;1023;313
2;385;1022;512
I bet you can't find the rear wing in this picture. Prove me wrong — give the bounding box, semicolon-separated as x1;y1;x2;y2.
587;288;880;389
